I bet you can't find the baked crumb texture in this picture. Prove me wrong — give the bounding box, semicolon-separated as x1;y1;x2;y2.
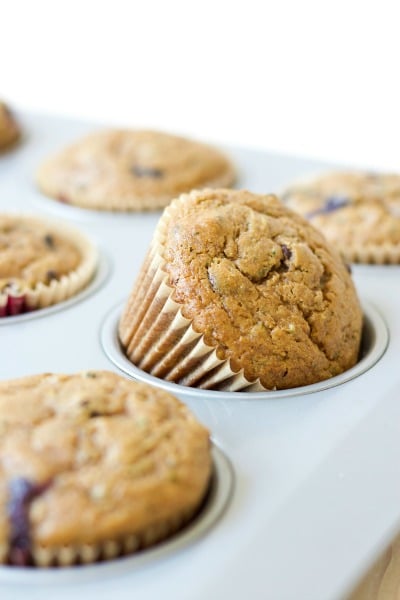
36;129;235;211
119;189;363;391
0;371;211;566
282;171;400;263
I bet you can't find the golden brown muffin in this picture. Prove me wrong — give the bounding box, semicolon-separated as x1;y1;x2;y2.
0;370;211;566
0;102;20;151
119;189;363;392
282;171;400;263
35;129;235;211
0;214;97;317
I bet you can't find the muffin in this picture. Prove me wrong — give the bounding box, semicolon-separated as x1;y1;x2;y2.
348;533;400;600
0;214;97;317
119;189;363;392
35;129;235;211
0;370;211;566
282;171;400;264
0;101;20;151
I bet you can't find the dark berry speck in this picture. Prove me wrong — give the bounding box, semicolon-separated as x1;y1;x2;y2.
89;411;101;418
43;234;55;249
281;244;292;261
307;195;350;218
46;269;58;283
132;165;164;179
7;477;51;566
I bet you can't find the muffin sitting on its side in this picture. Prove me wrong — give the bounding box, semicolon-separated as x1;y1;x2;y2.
0;371;211;567
0;102;20;151
119;189;363;392
35;129;235;211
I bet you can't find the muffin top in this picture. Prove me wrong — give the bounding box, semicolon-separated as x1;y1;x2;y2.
159;189;362;389
0;215;81;292
0;371;211;562
282;171;400;260
35;129;235;211
0;102;20;150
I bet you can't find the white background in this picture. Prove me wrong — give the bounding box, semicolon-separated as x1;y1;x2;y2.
2;0;400;172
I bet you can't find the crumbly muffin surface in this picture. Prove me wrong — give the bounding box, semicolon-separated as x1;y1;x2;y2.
0;215;81;291
160;189;362;389
0;102;20;150
0;371;211;554
282;172;400;253
36;129;235;211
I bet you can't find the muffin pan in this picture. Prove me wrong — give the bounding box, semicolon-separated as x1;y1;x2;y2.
101;300;389;400
1;112;400;600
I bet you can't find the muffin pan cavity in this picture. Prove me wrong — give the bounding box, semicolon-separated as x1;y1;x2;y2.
3;111;400;600
101;300;389;400
0;444;234;583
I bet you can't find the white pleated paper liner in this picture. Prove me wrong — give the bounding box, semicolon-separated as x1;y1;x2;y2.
102;299;389;401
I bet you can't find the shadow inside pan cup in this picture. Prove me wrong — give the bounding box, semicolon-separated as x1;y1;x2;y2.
0;444;233;583
100;300;389;401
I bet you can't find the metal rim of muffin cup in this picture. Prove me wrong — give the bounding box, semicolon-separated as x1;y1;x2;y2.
100;300;389;400
0;444;234;583
0;251;111;326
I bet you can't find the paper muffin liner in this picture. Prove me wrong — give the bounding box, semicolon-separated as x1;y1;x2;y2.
0;215;98;317
340;243;400;265
3;503;198;567
119;193;267;392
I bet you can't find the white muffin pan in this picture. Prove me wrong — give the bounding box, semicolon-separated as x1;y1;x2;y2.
1;112;400;600
101;300;389;401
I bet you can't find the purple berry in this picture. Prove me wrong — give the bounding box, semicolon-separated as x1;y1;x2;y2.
7;477;51;567
132;165;164;179
324;196;349;211
307;195;349;219
7;294;25;316
0;301;7;317
44;234;55;249
281;244;292;261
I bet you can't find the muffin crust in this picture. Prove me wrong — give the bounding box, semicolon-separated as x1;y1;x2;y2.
0;371;211;564
120;189;363;390
282;171;400;262
0;215;80;291
0;214;97;317
36;129;235;211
